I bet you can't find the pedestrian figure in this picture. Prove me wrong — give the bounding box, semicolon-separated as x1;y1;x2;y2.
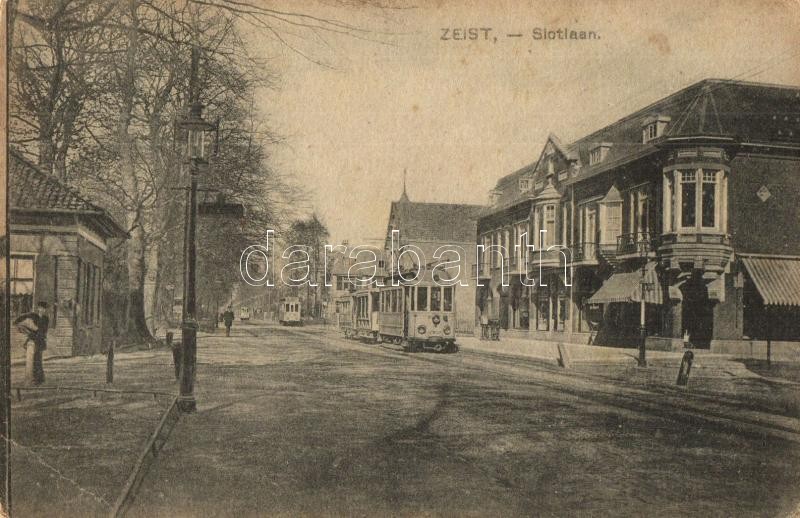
14;301;50;385
480;311;489;340
223;306;235;337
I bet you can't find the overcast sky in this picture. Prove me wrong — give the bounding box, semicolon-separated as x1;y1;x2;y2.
248;0;800;245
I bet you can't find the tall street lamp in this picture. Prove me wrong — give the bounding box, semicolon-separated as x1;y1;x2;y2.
177;101;215;413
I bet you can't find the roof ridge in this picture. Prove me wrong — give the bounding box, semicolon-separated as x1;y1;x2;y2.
569;78;800;148
396;200;483;208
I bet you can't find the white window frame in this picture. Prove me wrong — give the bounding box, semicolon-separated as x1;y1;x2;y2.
589;148;602;165
627;183;651;235
599;201;622;245
675;168;725;233
642;122;658;143
542;204;556;248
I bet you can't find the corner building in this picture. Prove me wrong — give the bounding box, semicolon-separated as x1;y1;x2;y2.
477;79;800;356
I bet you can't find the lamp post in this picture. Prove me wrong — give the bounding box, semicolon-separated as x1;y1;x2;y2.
177;100;215;413
638;235;654;367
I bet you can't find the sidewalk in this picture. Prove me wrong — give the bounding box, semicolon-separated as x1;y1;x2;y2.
458;334;762;379
10;347;178;517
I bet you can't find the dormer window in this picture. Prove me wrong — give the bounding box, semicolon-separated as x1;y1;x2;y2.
519;178;531;192
489;189;503;205
589;143;611;166
641;114;671;143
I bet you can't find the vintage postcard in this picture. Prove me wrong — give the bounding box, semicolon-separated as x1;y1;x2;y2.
1;0;800;516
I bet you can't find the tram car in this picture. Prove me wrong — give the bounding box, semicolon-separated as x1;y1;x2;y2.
239;305;252;321
279;297;302;326
340;267;458;353
334;295;352;334
342;284;380;339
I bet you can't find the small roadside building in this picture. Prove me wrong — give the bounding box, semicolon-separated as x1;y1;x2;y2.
8;150;128;356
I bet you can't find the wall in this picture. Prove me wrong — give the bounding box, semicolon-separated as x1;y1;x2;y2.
728;154;800;254
76;234;106;355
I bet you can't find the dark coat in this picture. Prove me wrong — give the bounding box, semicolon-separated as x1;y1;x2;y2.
223;310;235;326
14;312;49;350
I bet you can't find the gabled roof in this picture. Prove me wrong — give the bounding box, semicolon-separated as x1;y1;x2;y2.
9;149;128;239
533;178;561;201
387;200;483;243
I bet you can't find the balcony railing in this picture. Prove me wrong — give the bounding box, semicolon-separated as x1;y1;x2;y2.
617;231;657;256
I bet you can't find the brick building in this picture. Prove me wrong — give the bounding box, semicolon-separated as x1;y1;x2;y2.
477;79;800;356
8;151;127;356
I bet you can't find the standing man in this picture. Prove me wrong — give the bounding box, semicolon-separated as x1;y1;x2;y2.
223;306;235;337
14;301;50;385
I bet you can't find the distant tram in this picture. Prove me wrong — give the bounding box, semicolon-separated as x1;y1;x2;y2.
239;306;252;321
338;266;458;353
279;297;302;326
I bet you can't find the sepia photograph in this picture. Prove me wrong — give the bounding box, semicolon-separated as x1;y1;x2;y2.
1;0;800;516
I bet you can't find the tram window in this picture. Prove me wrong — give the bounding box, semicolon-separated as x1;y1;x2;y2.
392;290;398;312
443;287;453;311
430;287;441;311
417;286;428;311
410;288;415;311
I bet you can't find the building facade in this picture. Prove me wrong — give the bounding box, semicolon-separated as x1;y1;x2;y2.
9;151;127;356
477;79;800;356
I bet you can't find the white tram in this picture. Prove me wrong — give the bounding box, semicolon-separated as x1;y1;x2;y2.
279;297;302;325
340;267;458;353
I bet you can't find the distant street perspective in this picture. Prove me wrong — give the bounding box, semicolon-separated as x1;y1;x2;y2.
3;1;800;517
10;320;800;517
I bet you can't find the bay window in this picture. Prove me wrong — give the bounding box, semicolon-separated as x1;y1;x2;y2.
681;170;697;227
702;170;716;228
543;204;556;247
664;165;727;233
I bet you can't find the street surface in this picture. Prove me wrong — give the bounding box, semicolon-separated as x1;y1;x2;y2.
115;322;800;517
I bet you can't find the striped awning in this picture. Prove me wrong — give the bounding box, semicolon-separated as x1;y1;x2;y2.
588;262;663;304
741;256;800;306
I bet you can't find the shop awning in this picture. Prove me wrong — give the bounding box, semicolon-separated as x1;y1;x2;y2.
588;262;663;304
741;255;800;306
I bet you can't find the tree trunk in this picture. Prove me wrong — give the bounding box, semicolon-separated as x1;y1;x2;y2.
119;0;150;342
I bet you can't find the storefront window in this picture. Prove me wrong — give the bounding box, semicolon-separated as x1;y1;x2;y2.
558;297;568;331
536;292;549;331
